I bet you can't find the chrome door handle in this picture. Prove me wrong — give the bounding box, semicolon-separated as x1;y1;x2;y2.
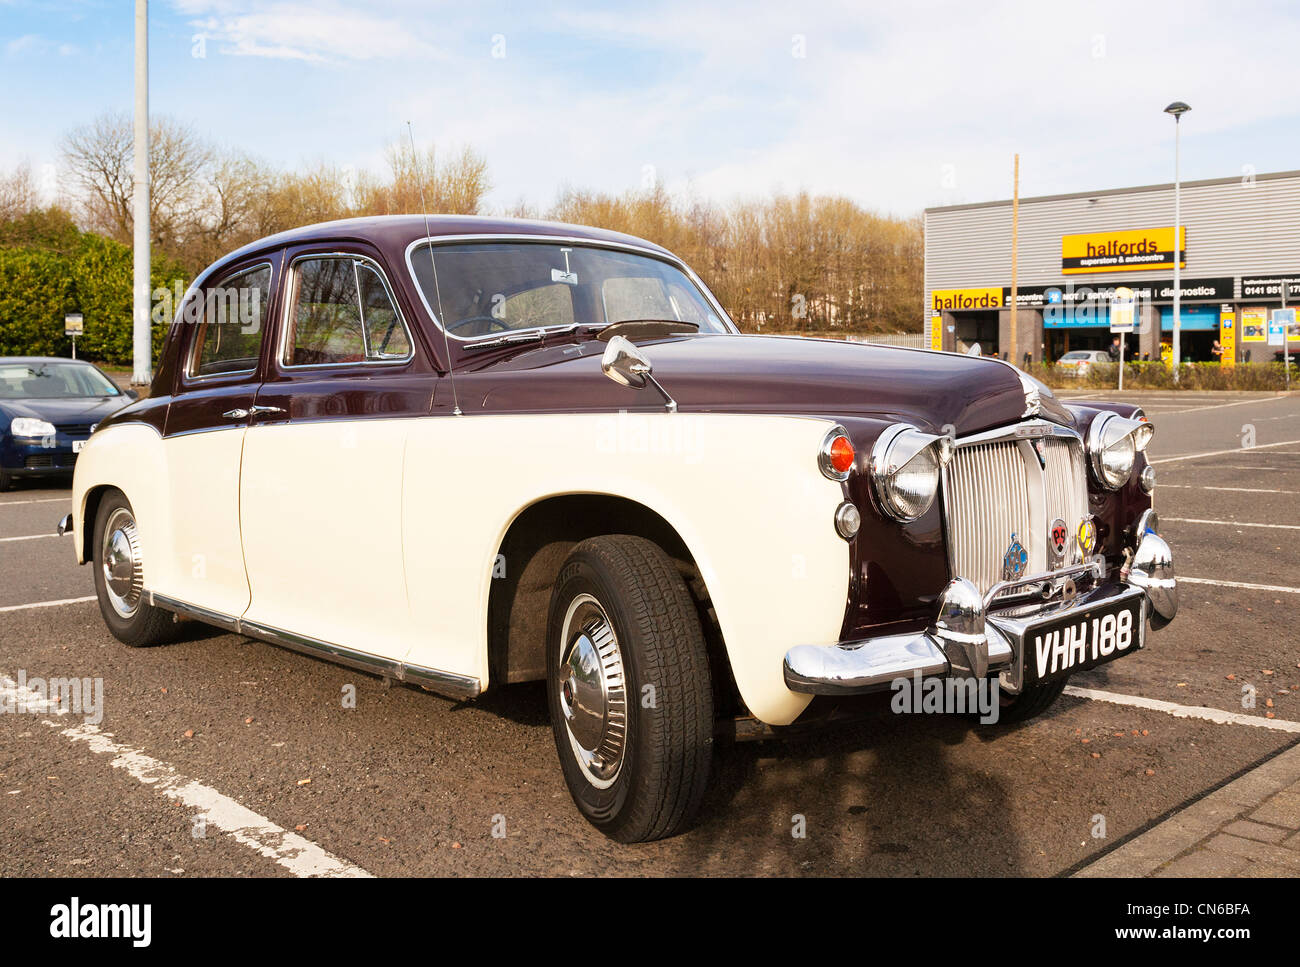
222;408;250;419
249;405;285;417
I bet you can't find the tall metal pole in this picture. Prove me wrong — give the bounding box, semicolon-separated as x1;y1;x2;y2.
1284;278;1291;393
131;0;151;387
1009;153;1019;367
1171;114;1182;382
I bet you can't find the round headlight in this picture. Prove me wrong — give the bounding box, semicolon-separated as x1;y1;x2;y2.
870;424;949;522
1087;412;1149;489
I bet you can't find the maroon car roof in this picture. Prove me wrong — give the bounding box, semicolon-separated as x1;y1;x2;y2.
207;214;674;281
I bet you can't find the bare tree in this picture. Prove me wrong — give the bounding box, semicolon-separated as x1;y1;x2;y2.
0;163;38;221
357;142;490;216
61;112;212;247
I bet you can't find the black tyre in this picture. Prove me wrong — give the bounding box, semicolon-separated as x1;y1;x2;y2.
91;489;173;647
547;535;714;843
0;469;12;492
997;677;1068;724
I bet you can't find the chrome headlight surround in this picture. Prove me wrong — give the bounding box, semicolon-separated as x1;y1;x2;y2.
818;423;854;482
10;417;56;439
869;424;954;522
1087;412;1154;490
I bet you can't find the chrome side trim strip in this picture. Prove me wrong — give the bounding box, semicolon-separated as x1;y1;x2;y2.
147;591;481;701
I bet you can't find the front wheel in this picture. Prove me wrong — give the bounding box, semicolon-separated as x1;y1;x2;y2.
996;676;1069;724
547;535;714;843
0;469;12;492
92;489;174;647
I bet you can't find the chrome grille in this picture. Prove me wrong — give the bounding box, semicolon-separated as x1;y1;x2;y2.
1041;437;1090;566
942;440;1032;595
941;428;1089;595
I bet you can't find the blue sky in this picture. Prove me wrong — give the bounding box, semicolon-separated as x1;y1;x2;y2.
2;0;1300;215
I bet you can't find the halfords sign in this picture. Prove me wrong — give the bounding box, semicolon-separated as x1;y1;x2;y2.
930;287;1003;311
1061;227;1185;274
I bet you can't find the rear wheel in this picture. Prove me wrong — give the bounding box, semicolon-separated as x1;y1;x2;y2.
92;489;173;647
547;535;714;843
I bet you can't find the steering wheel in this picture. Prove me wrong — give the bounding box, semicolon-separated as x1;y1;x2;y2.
446;315;511;336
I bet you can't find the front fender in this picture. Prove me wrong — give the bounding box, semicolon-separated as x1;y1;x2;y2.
401;411;850;725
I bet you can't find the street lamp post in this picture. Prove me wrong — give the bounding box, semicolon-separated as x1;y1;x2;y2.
1164;101;1190;382
132;0;151;388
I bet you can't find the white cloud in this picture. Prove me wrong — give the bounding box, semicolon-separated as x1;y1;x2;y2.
177;2;441;62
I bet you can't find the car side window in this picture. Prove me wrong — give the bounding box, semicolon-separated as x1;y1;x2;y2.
285;256;412;367
190;265;272;378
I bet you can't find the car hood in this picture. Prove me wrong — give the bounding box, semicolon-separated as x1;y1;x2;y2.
0;395;132;428
468;334;1074;436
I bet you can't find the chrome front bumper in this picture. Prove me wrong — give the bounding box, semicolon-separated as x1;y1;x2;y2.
783;515;1177;697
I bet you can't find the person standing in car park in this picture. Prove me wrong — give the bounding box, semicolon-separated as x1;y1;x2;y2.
1107;336;1121;361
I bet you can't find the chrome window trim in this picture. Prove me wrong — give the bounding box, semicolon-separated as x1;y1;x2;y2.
279;252;416;370
401;233;738;345
184;260;276;382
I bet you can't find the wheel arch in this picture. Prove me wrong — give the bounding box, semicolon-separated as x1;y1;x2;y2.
486;492;742;715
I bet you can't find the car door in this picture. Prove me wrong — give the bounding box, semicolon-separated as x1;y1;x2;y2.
160;256;279;617
237;244;436;659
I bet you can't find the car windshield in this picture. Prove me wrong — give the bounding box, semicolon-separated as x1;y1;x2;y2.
1061;352;1089;360
407;241;730;339
0;361;121;399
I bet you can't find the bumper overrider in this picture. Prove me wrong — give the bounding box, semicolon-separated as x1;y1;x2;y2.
783;509;1177;696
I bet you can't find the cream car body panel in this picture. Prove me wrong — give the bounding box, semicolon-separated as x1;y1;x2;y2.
71;424;172;583
159;429;251;617
239;420;412;660
400;411;849;726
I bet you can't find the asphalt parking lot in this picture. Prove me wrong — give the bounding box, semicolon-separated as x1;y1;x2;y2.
2;390;1298;877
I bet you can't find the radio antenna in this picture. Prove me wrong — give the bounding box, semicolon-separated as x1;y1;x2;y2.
407;121;461;416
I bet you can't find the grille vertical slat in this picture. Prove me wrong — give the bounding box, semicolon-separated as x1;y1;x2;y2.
941;431;1087;595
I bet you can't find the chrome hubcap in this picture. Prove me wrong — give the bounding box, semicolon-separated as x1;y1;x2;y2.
557;594;627;788
101;507;143;619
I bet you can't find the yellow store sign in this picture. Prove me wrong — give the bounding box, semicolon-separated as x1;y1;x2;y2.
930;287;1003;311
1062;227;1185;275
1219;308;1236;368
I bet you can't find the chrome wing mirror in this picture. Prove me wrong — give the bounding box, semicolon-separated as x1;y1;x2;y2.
600;335;677;412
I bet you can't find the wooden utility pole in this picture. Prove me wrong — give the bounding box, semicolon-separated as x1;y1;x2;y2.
1009;153;1019;366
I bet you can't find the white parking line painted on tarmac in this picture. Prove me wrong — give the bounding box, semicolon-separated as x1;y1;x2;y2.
0;674;374;879
1150;439;1300;465
1162;517;1300;531
0;533;59;544
1153;396;1291;416
1064;686;1300;733
1181;576;1300;594
0;596;96;613
0;497;71;507
1161;484;1299;494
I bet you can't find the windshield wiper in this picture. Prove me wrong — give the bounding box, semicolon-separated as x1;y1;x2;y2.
461;330;547;353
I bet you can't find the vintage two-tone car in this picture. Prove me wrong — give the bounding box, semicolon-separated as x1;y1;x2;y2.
61;215;1177;842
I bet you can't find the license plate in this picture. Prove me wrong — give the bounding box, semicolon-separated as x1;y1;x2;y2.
72;440;87;453
1023;595;1145;686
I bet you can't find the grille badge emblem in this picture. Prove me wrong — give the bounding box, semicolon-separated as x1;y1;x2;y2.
1002;533;1028;581
1050;517;1069;561
1076;515;1098;556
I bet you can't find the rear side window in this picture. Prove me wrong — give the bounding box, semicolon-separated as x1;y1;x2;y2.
284;256;413;367
190;264;272;378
